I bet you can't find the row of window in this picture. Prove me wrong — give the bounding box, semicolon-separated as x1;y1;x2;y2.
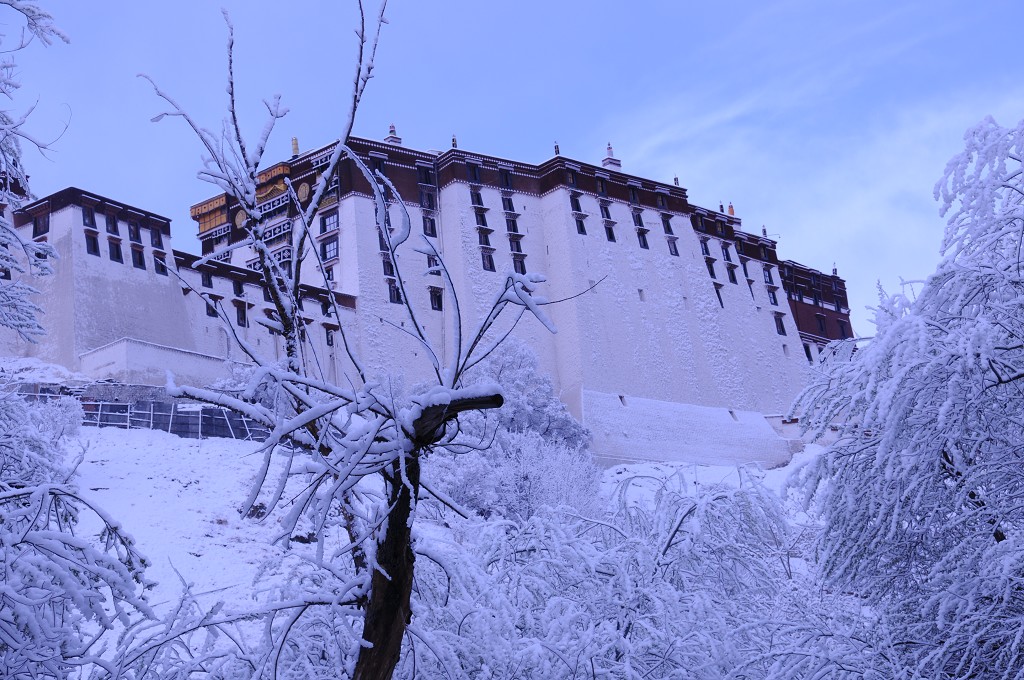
205;299;340;348
84;229;168;274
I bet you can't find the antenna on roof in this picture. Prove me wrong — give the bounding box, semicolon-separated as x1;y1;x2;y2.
452;134;458;149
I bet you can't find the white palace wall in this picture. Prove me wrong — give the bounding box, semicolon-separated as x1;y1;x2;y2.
0;136;823;464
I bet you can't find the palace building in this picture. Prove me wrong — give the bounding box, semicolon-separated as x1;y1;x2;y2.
4;130;853;463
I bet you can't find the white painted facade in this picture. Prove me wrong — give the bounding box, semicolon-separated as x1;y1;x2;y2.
0;136;822;463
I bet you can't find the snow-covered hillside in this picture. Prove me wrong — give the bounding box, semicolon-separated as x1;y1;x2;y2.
72;425;817;627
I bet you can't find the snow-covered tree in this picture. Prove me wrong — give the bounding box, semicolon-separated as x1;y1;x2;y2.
125;5;561;678
0;7;153;677
0;0;66;342
790;115;1024;678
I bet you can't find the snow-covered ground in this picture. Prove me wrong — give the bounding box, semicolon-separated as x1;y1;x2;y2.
70;425;819;616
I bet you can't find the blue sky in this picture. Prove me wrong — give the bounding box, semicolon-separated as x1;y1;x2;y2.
13;0;1024;333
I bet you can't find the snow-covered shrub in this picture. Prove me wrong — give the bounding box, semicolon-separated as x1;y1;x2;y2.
427;340;599;520
0;391;152;678
0;393;75;489
404;468;805;679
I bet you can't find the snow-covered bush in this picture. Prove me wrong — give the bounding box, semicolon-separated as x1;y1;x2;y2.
402;468;806;679
0;393;152;678
791;115;1024;678
426;340;600;521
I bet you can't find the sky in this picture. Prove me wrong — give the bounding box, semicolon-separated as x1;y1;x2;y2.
11;0;1024;334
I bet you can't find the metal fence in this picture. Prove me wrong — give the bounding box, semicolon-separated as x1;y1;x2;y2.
79;399;269;441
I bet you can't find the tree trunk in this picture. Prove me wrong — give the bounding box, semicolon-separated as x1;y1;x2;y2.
351;394;502;680
352;454;419;680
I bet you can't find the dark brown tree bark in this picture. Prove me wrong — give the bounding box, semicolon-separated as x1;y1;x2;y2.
351;393;502;680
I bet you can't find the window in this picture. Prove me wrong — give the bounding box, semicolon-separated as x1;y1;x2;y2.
570;194;582;213
481;251;495;272
565;169;577;186
501;196;515;212
506;217;519;233
721;243;732;262
600;204;612;220
371;156;386;177
763;267;774;285
667;239;679;257
427;254;441;275
715;222;724;235
422;216;437;237
499;168;513;189
128;221;141;243
813;292;821;307
418;166;435;185
233;280;244;296
478;230;491;247
775;314;787;336
382;257;395;277
151;228;163;249
700;239;710;257
706;259;716;279
632;211;643;228
466;162;481;183
85;232;100;256
740;257;749;279
605;224;616;242
131;247;146;270
760;245;770;260
82;206;96;228
475;211;488;228
509;238;523;254
32;214;48;238
727;266;737;284
656;193;667;209
326;328;335;346
154;253;168;275
263;286;274;303
321;236;339;262
804;343;814;363
320;211;339;234
388;280;403;304
637;230;649;249
694;214;706;231
321;300;331;316
596;177;607;196
714;284;724;308
662;215;673;235
324;266;334;281
576;218;587;235
838;319;849;339
206;301;218;317
767;289;778;306
378;229;389;251
106;213;118;235
470;189;484;207
420;191;436;210
513;256;526;275
429;287;443;311
201;272;213;288
816;315;827;336
108;240;123;263
236;304;248;327
628;186;639;204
